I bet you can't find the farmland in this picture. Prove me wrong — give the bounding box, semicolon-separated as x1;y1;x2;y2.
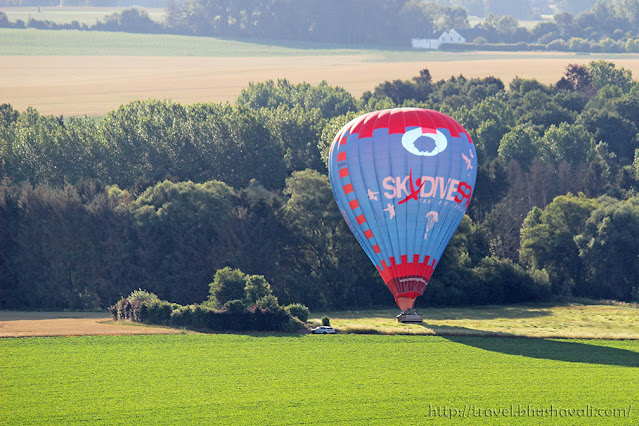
313;303;639;340
3;5;639;424
1;333;637;425
0;311;182;337
5;28;639;116
3;303;638;339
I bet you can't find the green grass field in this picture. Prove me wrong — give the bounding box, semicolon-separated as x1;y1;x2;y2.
1;333;637;424
0;28;371;56
5;27;636;61
312;303;639;339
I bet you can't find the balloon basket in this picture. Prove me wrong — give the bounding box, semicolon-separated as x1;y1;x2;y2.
396;309;423;323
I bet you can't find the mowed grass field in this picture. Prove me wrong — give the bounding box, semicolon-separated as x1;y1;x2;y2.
6;28;639;116
1;333;638;425
312;303;639;339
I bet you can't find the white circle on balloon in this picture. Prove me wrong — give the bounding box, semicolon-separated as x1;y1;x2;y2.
401;128;448;156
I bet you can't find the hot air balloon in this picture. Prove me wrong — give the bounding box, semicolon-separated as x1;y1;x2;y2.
328;108;477;317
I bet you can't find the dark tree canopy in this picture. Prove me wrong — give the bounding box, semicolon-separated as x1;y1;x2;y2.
3;60;639;311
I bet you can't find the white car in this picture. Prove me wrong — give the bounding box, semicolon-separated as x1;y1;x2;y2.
311;326;335;334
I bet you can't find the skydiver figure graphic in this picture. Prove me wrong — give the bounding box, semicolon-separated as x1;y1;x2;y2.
462;149;474;170
367;189;379;201
424;211;439;239
383;203;396;219
398;169;425;205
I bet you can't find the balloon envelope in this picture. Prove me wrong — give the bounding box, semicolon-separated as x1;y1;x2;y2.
328;108;477;310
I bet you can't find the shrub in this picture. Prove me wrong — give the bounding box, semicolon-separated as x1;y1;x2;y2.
546;39;568;51
208;267;247;308
625;38;639;53
222;299;247;313
473;257;551;304
281;316;307;333
107;301;119;320
109;297;131;320
189;304;211;330
569;37;590;52
111;295;297;333
127;289;159;303
284;303;310;322
169;304;213;330
169;305;192;328
244;275;272;304
138;300;180;325
321;316;330;326
256;294;280;311
247;305;291;331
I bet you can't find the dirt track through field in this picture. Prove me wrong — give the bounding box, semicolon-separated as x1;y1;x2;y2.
6;55;639;116
0;311;182;337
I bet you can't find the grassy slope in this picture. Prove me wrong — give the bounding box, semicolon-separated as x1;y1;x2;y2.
0;28;393;56
1;334;638;425
3;27;629;60
312;303;639;339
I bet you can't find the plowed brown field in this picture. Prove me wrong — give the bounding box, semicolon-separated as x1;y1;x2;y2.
6;54;639;116
0;311;182;337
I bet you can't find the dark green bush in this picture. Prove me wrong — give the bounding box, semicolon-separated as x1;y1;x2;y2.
109;298;132;320
256;294;280;311
284;303;310;322
246;305;291;331
107;300;120;320
191;304;213;330
169;304;214;330
473;257;551;303
107;298;144;321
113;294;299;333
222;299;247;313
280;316;307;333
138;300;180;325
127;289;159;303
321;316;330;326
169;305;192;328
146;302;294;332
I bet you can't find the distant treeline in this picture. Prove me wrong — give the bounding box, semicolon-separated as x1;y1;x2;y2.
2;60;639;311
0;7;164;33
4;1;639;53
0;0;164;6
0;1;462;44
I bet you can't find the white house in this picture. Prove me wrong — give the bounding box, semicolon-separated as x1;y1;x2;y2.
412;29;466;50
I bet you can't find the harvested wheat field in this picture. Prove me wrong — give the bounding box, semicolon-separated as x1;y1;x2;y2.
0;311;182;337
6;54;639;116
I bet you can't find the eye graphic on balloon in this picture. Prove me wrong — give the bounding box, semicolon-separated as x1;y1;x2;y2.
328;108;477;311
401;127;448;156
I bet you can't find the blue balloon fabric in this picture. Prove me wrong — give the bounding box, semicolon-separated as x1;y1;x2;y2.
328;108;477;310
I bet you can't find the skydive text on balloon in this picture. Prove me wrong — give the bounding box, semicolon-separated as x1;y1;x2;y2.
382;176;472;206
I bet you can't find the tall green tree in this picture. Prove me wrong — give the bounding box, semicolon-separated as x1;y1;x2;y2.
280;169;380;308
208;267;248;307
520;193;599;295
497;125;541;168
538;122;594;165
587;60;634;93
132;180;237;303
244;274;273;304
575;196;639;300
